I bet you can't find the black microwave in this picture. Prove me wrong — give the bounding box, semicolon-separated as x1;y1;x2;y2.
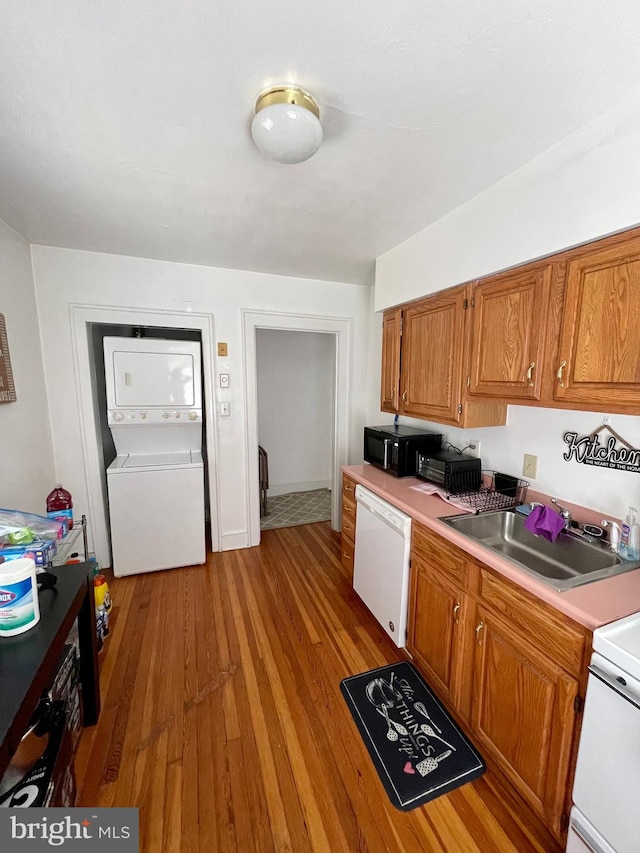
364;425;443;477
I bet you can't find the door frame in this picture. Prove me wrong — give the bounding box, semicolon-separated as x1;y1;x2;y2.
70;304;220;566
243;310;350;546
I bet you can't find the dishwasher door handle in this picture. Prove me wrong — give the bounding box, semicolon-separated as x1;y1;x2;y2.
589;663;640;710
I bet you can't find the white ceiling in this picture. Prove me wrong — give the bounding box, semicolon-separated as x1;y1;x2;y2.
2;2;640;286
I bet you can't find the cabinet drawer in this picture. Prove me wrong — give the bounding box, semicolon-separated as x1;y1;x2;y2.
342;511;356;543
341;536;355;576
342;493;356;525
412;521;469;587
342;475;356;502
479;569;587;675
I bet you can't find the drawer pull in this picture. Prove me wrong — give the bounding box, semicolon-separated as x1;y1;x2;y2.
556;360;567;386
475;621;484;645
526;362;535;386
453;602;461;624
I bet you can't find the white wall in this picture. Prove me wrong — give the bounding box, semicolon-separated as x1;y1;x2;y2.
30;246;372;561
373;408;640;524
0;219;55;511
372;90;640;522
375;91;640;310
256;329;334;494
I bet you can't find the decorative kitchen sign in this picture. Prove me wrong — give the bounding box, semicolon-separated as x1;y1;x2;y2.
0;314;16;403
563;423;640;473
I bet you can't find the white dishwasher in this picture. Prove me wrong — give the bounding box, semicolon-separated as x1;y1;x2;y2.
353;485;412;648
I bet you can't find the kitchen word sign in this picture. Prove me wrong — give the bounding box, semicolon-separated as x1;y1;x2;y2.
0;314;16;403
563;426;640;473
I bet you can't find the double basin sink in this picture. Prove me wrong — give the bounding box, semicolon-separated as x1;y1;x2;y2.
440;509;640;591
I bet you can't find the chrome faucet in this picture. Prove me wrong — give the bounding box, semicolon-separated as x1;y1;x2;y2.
551;498;572;530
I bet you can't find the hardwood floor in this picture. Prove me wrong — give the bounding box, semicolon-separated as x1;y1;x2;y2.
76;523;560;852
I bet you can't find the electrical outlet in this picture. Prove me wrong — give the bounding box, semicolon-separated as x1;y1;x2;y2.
523;453;538;479
467;439;481;458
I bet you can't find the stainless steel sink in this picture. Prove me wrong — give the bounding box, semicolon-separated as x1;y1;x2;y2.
440;510;640;591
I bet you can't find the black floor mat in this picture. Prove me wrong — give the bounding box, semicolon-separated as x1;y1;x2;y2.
340;661;485;811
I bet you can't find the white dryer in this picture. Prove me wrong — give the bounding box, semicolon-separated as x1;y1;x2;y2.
103;337;206;577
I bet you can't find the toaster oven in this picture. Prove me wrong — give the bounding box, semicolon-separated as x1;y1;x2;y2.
416;449;482;494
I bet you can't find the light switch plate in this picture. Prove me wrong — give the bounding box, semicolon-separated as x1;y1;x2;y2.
523;453;538;479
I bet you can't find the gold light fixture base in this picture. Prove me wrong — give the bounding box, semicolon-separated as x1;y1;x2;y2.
254;86;320;120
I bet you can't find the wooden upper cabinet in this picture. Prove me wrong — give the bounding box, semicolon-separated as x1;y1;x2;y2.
380;307;402;413
554;236;640;409
467;265;552;401
400;286;468;424
380;225;640;423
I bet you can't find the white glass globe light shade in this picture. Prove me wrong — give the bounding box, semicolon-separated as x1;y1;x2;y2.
251;87;323;164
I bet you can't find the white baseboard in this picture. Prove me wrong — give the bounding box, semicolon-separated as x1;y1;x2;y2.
221;530;251;551
267;479;331;497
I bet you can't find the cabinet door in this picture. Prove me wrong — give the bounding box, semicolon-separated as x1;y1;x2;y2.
407;561;469;714
400;286;468;424
471;606;579;838
380;308;402;413
554;237;640;409
468;265;551;401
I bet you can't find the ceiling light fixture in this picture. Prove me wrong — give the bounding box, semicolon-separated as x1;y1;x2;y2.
251;86;323;164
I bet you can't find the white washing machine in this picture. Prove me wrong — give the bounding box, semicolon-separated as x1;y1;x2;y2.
103;337;206;577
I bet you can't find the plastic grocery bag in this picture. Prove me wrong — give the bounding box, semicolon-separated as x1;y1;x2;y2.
0;508;67;543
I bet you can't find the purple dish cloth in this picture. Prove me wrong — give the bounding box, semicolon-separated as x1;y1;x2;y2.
524;505;566;542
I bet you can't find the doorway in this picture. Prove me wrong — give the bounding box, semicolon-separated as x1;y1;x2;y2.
243;310;350;547
70;304;219;568
256;328;334;530
89;323;210;558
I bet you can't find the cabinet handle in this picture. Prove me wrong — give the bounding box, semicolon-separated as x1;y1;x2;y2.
556;360;567;386
402;390;408;404
344;484;353;493
453;602;461;624
475;621;484;645
526;362;535;386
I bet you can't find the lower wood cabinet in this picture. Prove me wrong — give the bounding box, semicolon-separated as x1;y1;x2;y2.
408;558;474;722
471;605;580;835
407;520;589;843
341;475;357;578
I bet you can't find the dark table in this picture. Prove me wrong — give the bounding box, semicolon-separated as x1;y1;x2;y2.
0;561;100;779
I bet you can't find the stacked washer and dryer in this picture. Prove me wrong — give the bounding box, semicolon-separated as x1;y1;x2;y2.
103;337;206;577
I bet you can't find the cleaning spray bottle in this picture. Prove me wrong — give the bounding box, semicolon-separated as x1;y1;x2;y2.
620;507;640;560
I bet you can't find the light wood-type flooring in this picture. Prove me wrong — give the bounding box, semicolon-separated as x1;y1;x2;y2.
76;523;560;852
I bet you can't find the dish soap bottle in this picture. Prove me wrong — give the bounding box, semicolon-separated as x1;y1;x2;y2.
620;507;640;560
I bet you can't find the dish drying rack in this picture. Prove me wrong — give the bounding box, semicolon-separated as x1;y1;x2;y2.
446;471;529;514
